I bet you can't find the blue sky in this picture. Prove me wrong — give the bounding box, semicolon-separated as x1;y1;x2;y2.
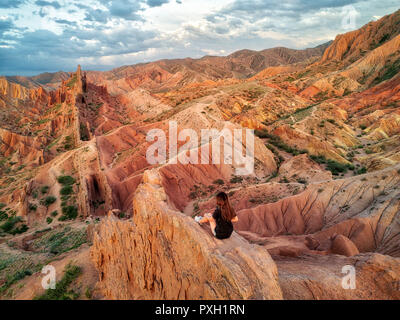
0;0;399;76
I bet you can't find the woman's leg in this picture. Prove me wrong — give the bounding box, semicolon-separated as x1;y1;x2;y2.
208;218;217;236
204;213;217;235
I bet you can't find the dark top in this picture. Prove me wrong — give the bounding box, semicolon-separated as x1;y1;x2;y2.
212;207;234;239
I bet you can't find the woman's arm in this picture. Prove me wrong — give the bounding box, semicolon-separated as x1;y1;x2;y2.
199;213;212;224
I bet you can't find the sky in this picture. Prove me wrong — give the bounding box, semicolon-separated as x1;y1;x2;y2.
0;0;399;76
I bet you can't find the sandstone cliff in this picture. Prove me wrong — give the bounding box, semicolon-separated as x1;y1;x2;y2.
91;169;283;299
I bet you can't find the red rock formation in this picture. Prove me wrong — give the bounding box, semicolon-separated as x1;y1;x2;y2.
91;169;283;299
320;10;400;64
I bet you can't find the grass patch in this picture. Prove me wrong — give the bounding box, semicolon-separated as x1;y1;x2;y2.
0;269;32;294
31;226;86;255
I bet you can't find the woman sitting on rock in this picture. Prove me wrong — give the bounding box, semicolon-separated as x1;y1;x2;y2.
195;191;238;239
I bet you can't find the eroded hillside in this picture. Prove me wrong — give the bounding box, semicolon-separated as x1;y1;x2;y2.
0;10;400;300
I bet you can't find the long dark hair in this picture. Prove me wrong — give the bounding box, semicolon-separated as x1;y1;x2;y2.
216;192;236;221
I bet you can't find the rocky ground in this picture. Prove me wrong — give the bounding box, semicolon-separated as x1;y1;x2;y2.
0;10;399;300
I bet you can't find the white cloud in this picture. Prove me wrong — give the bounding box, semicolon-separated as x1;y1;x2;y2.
0;0;399;75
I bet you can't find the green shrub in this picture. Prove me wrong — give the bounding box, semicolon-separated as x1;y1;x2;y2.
46;217;53;224
0;217;21;233
213;179;224;185
357;167;367;175
60;186;73;196
309;155;327;164
0;211;8;221
10;224;28;235
51;211;58;217
230;176;243;183
85;287;93;299
60;206;78;220
254;130;271;139
57;176;75;185
41;196;57;207
41;186;50;194
326;160;348;175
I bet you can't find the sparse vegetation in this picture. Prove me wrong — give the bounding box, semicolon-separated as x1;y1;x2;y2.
0;216;28;235
59;206;78;221
35;264;81;300
31;226;86;255
0;269;32;294
326;160;349;175
80;123;89;141
356;167;367;175
230;176;243;184
41;196;57;207
213;179;224;185
66;75;77;88
41;186;50;194
57;176;76;185
60;186;73;196
256;130;307;156
372;58;400;85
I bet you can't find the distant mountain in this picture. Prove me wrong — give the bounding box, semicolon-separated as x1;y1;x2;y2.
5;71;70;91
85;42;332;92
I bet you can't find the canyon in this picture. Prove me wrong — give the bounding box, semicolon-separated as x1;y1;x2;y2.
0;9;399;300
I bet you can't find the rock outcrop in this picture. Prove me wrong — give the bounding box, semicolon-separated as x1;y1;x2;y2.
235;164;400;257
91;169;283;300
276;253;400;300
320;10;400;64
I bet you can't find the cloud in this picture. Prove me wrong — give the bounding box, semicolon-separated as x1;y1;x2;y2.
146;0;170;7
0;18;15;37
0;21;161;74
35;0;61;9
0;0;26;8
1;0;399;75
54;19;78;26
84;8;110;23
